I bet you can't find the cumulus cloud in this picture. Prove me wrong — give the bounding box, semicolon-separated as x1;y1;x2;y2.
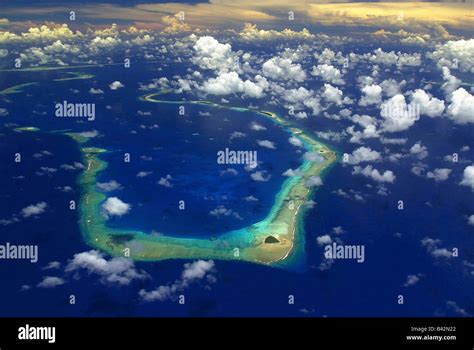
468;215;474;226
250;122;266;131
192;36;239;73
139;260;216;302
37;276;65;288
316;234;332;246
352;165;396;183
311;64;344;84
305;176;323;188
411;89;445;117
89;88;104;94
410;142;429;159
380;94;419;132
288;136;304;148
21;202;47;218
359;84;382;106
257;139;276;149
66;250;148;286
209;205;242;220
429;39;474;73
421;237;453;259
403;274;423;287
158;174;173;188
97;180;122;192
426;168;451;182
262;57;306;82
345;147;381;165
447;88;474;124
109;81;124;90
322;84;343;105
101;197;131;217
460;165;474;191
201;72;267;98
240;23;314;41
250;171;270;182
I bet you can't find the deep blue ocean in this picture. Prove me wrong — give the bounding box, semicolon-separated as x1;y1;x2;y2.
0;54;473;317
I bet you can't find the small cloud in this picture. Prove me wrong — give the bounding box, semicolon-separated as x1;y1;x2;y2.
37;276;65;288
66;250;148;286
288;136;304;148
137;171;153;178
403;274;423;287
257;139;276;149
316;234;332;246
21;202;47;218
97;180;122;192
139;260;216;302
209;206;242;220
250;171;270;182
158;174;173;187
42;261;61;270
243;195;258;202
460;165;474;191
89;88;104;94
109;81;124;90
101;197;131;218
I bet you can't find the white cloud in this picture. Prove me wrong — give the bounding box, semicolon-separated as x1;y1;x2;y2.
21;202;47;218
380;94;419;132
109;81;124;90
352;165;396;183
421;237;453;259
209;206;242;220
97;180;122;192
37;276;65;288
468;215;474;226
192;36;239;73
403;274;422;287
158;174;173;188
322;84;343;105
250;122;266;131
257;139;276;149
283;168;304;177
139;260;216;302
359;84;382;106
288;136;304;148
429;39;474;73
89;88;104;94
240;23;314;41
262;57;306;82
410;142;429;159
346;147;381;165
316;234;332;246
311;64;344;84
447;88;474;124
101;197;131;217
137;171;153;178
305;176;323;188
66;250;148;286
201;72;267;98
426;168;451;182
441;67;461;96
250;171;270;182
460;165;474;191
411;89;445;117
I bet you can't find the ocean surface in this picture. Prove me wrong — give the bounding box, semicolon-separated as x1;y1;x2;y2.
0;59;473;317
